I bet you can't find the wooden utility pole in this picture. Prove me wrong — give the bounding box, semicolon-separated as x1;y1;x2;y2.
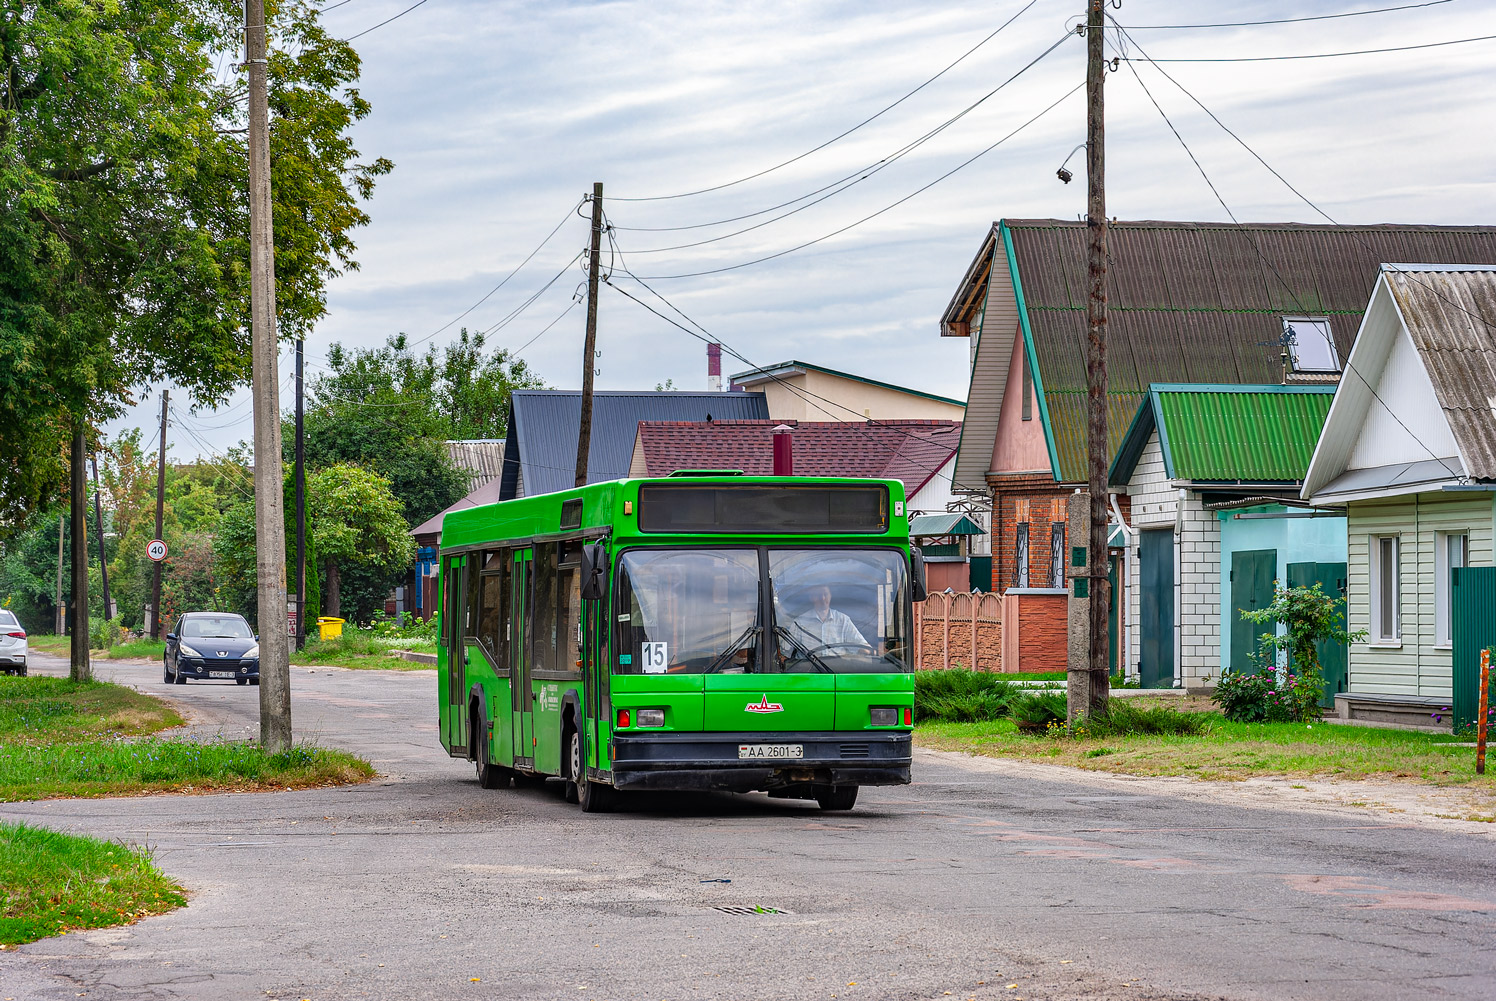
70;422;90;681
91;453;112;621
574;181;604;488
247;0;292;752
1081;0;1110;716
149;391;168;640
295;337;306;651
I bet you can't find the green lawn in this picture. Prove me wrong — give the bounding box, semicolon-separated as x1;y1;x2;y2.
919;706;1494;790
292;629;436;670
0;821;186;946
100;638;166;660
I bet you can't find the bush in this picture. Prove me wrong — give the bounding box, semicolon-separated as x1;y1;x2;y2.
1008;691;1068;730
914;669;1020;723
1211;668;1322;723
88;616;129;651
1071;700;1211;738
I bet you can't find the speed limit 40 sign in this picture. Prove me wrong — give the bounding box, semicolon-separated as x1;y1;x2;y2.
147;539;168;562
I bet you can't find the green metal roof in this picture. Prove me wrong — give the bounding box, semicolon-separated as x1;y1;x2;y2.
1110;384;1335;485
909;513;984;536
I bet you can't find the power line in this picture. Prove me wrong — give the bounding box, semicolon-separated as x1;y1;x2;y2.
619;32;1077;255
611;29;1075;238
607;0;1041;203
1121;1;1457;29
1108;26;1466;483
344;0;430;42
1118;31;1495;61
626;80;1084;280
481;248;587;336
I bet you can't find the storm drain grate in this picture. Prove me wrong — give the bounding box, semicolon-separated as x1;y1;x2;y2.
713;905;790;916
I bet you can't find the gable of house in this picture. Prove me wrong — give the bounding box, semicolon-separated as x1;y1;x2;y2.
728;360;964;423
945;220;1496;488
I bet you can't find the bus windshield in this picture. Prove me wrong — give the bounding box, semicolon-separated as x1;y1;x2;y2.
613;548;910;675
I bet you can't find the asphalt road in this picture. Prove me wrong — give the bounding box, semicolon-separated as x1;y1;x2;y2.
3;653;1494;1001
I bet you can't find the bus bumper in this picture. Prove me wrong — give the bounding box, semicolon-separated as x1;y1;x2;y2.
609;731;912;793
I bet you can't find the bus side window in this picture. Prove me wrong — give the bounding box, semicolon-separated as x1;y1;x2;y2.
532;542;559;672
464;554;483;640
558;544;582;671
479;550;507;667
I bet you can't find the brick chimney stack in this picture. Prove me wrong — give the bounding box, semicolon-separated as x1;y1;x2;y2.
707;342;722;392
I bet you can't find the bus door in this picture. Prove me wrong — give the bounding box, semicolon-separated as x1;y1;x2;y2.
511;548;533;768
585;585;608;774
443;554;468;751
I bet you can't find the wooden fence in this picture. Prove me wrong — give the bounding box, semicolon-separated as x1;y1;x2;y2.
914;591;1003;671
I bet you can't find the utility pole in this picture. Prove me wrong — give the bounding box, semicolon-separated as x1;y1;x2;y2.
70;422;90;681
149;391;168;640
91;453;112;621
1081;0;1111;716
574;181;604;488
54;513;64;636
295;336;306;651
247;0;292;753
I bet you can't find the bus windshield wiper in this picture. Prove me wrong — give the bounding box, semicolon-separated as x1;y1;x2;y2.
701;623;759;674
773;625;833;674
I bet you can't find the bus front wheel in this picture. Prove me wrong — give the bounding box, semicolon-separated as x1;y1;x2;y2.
569;729;614;814
814;785;858;811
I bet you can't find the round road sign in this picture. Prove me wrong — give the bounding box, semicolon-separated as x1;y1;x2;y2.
147;539;168;562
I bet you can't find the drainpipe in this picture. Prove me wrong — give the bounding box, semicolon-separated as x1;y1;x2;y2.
1174;487;1187;689
1108;493;1135;683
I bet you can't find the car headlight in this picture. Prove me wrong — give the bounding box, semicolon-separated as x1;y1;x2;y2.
243;645;259;659
179;643;203;658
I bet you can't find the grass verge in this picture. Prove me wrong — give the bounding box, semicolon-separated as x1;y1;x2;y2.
101;638;166;660
24;634;70;655
292;630;435;670
0;675;182;743
0;821;186;946
918;701;1493;787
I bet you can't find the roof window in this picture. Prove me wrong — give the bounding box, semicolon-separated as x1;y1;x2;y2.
1281;317;1340;373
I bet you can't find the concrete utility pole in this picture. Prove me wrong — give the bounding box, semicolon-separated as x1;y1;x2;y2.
574;181;604;488
70;422;90;682
295;336;306;651
149;391;168;639
1073;0;1112;719
91;453;112;621
247;0;292;753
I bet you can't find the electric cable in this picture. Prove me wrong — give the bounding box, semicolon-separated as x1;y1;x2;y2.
627;80;1084;280
1117;31;1495;61
1120;1;1457;29
344;0;430;42
607;0;1041;202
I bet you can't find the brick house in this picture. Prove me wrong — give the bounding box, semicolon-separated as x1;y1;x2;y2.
940;219;1496;675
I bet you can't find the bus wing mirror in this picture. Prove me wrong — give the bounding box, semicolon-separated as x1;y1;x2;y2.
581;543;608;601
910;547;928;603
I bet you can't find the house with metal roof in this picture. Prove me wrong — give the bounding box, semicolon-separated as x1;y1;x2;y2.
941;218;1496;674
729;359;966;423
1110;385;1342;693
1303;265;1496;728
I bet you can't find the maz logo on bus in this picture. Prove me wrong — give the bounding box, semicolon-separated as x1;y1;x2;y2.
745;696;784;714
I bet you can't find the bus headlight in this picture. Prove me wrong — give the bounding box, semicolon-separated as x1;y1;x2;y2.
636;709;665;728
869;707;897;727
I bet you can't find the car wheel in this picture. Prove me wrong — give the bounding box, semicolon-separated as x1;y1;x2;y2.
250;677;260;686
18;662;26;678
814;785;858;811
236;677;248;686
164;660;172;684
174;667;187;685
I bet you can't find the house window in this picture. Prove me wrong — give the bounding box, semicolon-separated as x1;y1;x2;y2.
1049;522;1065;589
1021;351;1033;421
1014;522;1030;587
1435;531;1469;648
1369;535;1400;643
1282;317;1340;373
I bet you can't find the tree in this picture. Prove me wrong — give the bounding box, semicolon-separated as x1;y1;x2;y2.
1239;582;1366;707
292;330;545;526
306;464;412;620
0;1;391;674
215;473;320;632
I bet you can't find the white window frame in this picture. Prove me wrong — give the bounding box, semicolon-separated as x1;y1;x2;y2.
1434;531;1469;649
1369;535;1401;645
1282;316;1341;374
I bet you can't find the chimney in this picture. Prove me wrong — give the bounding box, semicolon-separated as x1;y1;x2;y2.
772;424;794;475
707;342;722;392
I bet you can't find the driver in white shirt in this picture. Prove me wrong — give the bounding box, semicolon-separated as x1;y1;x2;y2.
788;585;869;655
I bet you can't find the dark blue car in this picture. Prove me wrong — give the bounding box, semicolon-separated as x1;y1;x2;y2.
165;612;260;686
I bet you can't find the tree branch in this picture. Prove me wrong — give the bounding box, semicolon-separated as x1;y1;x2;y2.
44;158;117;181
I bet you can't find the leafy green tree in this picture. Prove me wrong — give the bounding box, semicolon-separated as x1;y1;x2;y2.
306;464;412;621
214;473;320;632
0;0;391;662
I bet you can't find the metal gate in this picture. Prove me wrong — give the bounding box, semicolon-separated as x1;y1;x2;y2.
1229;549;1276;675
1138;529;1174;689
1287;561;1349;709
1451;566;1496;732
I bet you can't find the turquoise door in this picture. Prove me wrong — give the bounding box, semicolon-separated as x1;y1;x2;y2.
1138;529;1174;689
1287;561;1348;708
1452;566;1496;732
1230;549;1277;675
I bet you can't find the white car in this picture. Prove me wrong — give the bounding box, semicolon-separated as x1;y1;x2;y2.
0;610;27;676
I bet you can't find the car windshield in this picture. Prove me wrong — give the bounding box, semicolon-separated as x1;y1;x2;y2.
769;549;910;674
613;548;911;675
615;550;761;675
182;616;253;639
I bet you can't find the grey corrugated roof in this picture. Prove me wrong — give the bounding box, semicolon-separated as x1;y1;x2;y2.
1004;219;1496;481
499;390;770;500
445;439;507;489
1384;267;1496;481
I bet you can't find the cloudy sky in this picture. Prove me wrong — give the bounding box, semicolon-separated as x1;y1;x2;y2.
116;0;1495;459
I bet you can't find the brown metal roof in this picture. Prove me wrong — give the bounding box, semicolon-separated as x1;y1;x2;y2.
1005;220;1496;481
1384;267;1496;480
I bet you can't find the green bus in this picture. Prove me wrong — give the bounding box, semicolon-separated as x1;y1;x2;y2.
435;474;927;812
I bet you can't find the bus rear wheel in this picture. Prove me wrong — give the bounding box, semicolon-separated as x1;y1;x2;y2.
569;729;614;814
814;785;858;811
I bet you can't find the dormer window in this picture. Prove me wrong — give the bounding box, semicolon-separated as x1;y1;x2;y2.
1282;316;1340;373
